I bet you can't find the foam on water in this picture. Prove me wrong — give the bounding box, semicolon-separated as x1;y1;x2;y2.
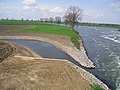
101;34;120;44
110;55;120;89
116;58;120;90
76;26;120;90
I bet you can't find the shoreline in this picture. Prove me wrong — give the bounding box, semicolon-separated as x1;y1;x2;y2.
0;36;95;68
0;36;110;90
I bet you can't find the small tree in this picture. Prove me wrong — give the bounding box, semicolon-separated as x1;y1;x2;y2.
6;18;9;21
40;18;44;23
55;17;61;24
49;17;54;24
44;18;49;23
21;18;24;21
26;18;29;21
64;6;83;29
63;16;69;26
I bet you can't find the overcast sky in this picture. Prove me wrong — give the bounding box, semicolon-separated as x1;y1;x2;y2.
0;0;120;24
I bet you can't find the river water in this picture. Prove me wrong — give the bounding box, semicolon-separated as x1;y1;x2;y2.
75;26;120;90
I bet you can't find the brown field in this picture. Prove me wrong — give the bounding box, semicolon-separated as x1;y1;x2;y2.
0;25;72;47
0;25;33;33
0;42;90;90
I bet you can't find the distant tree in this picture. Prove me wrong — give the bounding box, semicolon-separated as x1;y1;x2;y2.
26;18;29;21
44;18;49;23
1;18;4;21
21;18;24;21
11;18;14;21
6;18;9;21
55;17;61;24
40;18;44;23
64;6;83;29
49;17;54;24
31;19;33;22
63;16;69;26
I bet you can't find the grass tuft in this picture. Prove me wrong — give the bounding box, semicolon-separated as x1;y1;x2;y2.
89;84;104;90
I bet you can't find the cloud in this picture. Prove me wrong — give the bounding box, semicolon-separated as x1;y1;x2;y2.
39;7;64;14
93;13;104;19
111;3;120;8
22;0;64;13
0;1;64;19
49;7;64;13
110;2;120;11
22;0;36;9
36;6;65;14
84;10;104;19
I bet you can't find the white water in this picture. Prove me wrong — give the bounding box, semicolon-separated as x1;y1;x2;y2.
75;26;120;90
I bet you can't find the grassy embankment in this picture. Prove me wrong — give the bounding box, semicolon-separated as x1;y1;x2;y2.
0;21;80;49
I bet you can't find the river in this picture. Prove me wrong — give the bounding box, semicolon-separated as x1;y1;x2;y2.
75;26;120;90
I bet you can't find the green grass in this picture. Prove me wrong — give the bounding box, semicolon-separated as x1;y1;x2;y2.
0;21;41;25
0;21;80;49
89;84;104;90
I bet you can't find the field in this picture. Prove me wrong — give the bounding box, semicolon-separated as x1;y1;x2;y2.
0;21;80;49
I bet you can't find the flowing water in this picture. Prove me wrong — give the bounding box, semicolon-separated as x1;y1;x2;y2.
75;26;120;90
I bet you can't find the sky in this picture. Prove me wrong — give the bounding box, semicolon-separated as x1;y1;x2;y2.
0;0;120;24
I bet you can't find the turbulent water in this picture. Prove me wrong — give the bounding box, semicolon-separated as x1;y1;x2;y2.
75;26;120;90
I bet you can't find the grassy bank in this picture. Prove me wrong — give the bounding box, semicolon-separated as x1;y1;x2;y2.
0;21;80;49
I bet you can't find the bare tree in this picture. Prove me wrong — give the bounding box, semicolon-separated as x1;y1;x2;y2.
64;6;83;29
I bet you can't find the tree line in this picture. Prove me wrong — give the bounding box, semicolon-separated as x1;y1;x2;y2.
0;17;62;24
0;6;83;29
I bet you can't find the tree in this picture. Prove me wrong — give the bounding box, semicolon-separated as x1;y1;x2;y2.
6;18;9;21
55;17;61;24
49;17;54;24
63;16;69;26
26;18;29;21
40;18;44;23
64;6;83;29
21;18;24;21
44;18;49;23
